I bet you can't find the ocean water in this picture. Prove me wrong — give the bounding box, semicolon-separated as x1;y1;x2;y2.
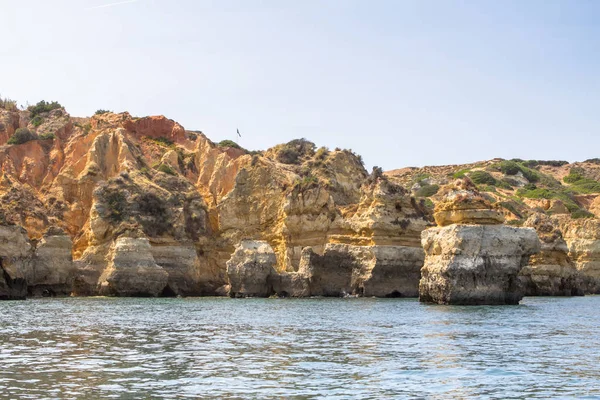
0;297;599;399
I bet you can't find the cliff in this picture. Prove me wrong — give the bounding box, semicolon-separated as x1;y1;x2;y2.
0;101;431;297
2;98;600;298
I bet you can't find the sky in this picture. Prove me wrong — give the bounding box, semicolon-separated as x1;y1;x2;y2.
1;0;599;170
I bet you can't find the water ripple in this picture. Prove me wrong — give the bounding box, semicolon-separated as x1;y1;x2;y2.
0;297;599;398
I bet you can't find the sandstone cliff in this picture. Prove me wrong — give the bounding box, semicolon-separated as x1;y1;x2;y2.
1;97;600;298
419;179;541;305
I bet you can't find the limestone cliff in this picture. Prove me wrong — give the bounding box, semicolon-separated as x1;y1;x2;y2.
2;97;600;299
419;179;541;305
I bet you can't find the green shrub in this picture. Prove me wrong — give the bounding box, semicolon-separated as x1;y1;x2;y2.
150;137;174;147
31;116;43;127
491;160;539;183
217;139;241;149
563;167;585;184
495;160;521;175
584;158;600;164
0;96;18;111
452;169;470;179
277;139;316;164
293;175;319;191
102;188;127;222
499;201;523;218
572;209;595;219
38;132;55;140
95;109;111;115
315;146;329;160
469;171;497;185
7;128;37;145
155;163;176;176
478;184;497;193
563;167;600;193
416;184;439;198
137;192;170;236
28;100;62;117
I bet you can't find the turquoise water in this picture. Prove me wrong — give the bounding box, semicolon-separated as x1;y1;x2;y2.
0;297;599;399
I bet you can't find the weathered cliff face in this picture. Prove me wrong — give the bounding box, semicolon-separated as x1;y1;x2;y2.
226;240;277;298
561;218;600;294
14;101;600;300
519;214;583;296
98;236;169;297
419;179;541;305
0;225;30;300
297;243;423;297
28;227;75;296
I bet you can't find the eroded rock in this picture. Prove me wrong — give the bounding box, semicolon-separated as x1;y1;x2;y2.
28;227;75;296
419;179;540;305
226;240;276;297
519;214;583;296
0;225;31;300
98;236;168;297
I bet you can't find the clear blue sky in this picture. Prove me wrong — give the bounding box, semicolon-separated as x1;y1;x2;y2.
1;0;599;170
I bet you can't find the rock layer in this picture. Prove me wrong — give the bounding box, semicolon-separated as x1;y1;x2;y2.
419;179;540;305
98;236;169;297
226;240;277;297
0;226;30;300
28;227;75;296
519;214;583;296
562;218;600;294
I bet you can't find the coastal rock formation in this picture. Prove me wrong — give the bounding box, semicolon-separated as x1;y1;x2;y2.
6;99;600;299
0;225;30;300
226;240;277;297
519;214;583;296
296;244;423;297
28;227;75;296
98;236;168;297
562;218;600;294
419;179;540;305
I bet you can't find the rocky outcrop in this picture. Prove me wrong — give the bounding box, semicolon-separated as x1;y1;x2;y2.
98;236;169;297
0;225;30;300
226;240;277;297
562;218;600;294
228;241;424;298
519;214;583;296
28;227;75;296
295;244;423;297
419;179;540;305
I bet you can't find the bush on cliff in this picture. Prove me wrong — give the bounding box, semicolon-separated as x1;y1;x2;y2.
276;139;316;164
31;116;43;127
416;184;439;198
38;132;56;140
491;160;540;183
95;109;111;115
97;187;128;222
563;168;600;193
154;163;177;176
571;209;595;219
137;192;170;236
469;171;497;186
0;95;18;111
7;128;37;145
28;100;62;118
218;140;243;150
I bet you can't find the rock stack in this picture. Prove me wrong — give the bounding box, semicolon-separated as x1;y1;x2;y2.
419;179;540;305
519;214;583;296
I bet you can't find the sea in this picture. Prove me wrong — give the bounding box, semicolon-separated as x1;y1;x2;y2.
0;296;599;399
